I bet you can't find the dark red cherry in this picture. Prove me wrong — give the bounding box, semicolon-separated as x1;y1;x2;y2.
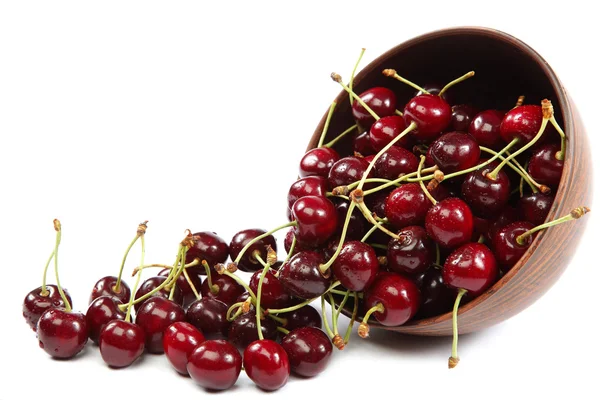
429;132;480;173
86;296;125;344
404;94;452;142
469;110;504;149
369;115;411;152
417;267;455;318
158;268;202;308
89;276;131;305
200;274;245;306
443;243;498;295
283;229;312;256
486;206;519;243
37;308;88;359
500;105;542;143
415;83;454;105
425;198;474;248
186;298;230;337
229;229;277;272
133;276;183;313
187;340;242;391
291;196;338;247
328;156;369;188
461;163;511;218
374;146;418;179
492;221;535;271
228;311;278;348
279;251;331;299
472;215;491;242
385;183;432;228
299;147;340;178
244;339;290;391
281;327;332;377
333;199;366;240
185;231;229;267
99;320;145;368
249;269;291;309
331;241;379;291
387;226;435;275
451;104;478;132
364;273;420;326
163;322;205;375
287;176;328;210
23;285;72;331
518;193;554;225
352;87;397;128
282;305;322;330
354;131;376;156
135;297;185;354
528;143;564;187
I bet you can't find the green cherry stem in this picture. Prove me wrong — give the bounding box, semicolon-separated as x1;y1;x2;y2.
549;116;566;161
255;262;272;341
418;155;437;205
438;71;475;97
277;326;291;335
395;109;403;116
333;291;349;324
125;234;146;322
504;149;549;193
331;73;380;121
362;165;438;196
479;147;539;193
169;247;187;301
182;268;200;301
324;124;358;148
361;219;385;243
358;303;384;339
349;48;366;107
382;69;429;93
283;234;297;265
201;260;219;295
40;250;55;296
516;206;590;245
449;288;468;368
321;295;334;339
319;201;357;274
232;221;296;265
331;289;363;299
52;220;71;313
356;201;399;240
317;102;337;148
226;301;246;322
115;221;148;294
266;281;341;314
343;291;359;344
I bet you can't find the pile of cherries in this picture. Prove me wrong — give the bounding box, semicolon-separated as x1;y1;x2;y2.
23;51;590;392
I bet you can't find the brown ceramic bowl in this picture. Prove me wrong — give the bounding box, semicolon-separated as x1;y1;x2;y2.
309;27;592;336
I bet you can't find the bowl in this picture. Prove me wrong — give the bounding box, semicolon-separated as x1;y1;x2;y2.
309;27;592;336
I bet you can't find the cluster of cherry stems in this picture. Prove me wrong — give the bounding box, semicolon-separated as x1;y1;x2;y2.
23;49;590;391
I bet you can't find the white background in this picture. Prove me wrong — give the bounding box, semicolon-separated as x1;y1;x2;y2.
1;1;598;399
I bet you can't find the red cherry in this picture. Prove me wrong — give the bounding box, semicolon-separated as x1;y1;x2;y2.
387;226;435;275
299;147;340;178
369;115;411;151
451;104;478;132
373;146;418;179
492;221;535;271
287;176;328;210
229;229;277;272
89;276;131;305
333;199;367;240
135;297;185;354
528;143;564;187
99;320;145;368
417;267;455;318
187;340;242;391
282;305;322;331
364;273;420;326
37;308;88;359
186;298;230;337
133;276;183;313
403;94;452;142
23;285;72;331
469;110;504;149
283;228;312;256
500;105;542;144
249;269;291;309
352;87;397;128
518;192;554;225
279;251;331;299
429;132;480;173
425;198;474;248
163;322;206;375
331;241;379;291
328;156;369;188
244;339;290;391
86;295;125;344
354;130;376;156
291;196;338;247
200;274;245;306
281;327;333;377
185;231;229;267
443;243;498;295
461;163;511;218
228;311;278;348
385;183;433;228
486;206;519;243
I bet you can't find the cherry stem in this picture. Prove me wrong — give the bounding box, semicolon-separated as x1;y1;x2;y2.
362;165;438;196
277;326;290;335
321;295;334;339
395;109;403;116
505;149;549;193
358;303;384;338
549;116;567;161
319;201;357;274
438;71;475;97
317;102;337;148
331;289;363;298
449;288;467;368
357;201;400;240
324;124;358;148
343;291;359;344
418;155;437;205
169;247;187;301
131;259;200;277
515;95;525;107
479;147;539;193
201;260;219;295
233;221;296;265
283;234;297;264
519;161;527;197
349;48;366;107
226;301;245;322
361;218;388;242
125;235;146;322
332;291;349;336
182;268;200;300
52;220;71;313
331;72;380;121
115;221;148;293
267;281;341;314
382;69;429;94
516;206;590;245
255;261;272;341
368;243;388;251
40;250;55;296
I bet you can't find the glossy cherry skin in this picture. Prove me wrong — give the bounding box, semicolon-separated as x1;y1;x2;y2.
333;199;366;240
244;339;290;391
493;221;535;271
86;295;125;344
89;276;131;305
461;164;511;218
282;305;322;330
23;285;72;331
417;267;455;318
229;229;277;272
387;226;435;275
518;193;554;225
385;183;433;228
328;156;369;188
135;297;186;354
185;231;229;267
200;274;245;306
415;83;454;105
299;147;340;178
425;198;474;248
133;276;183;313
99;320;145;368
451;104;478;132
500;105;542;144
158;268;202;308
443;243;498;295
249;269;291;309
331;241;379;291
279;251;331;299
352;87;397;129
287;176;328;210
469;110;504;149
186;298;230;337
228;311;278;348
163;322;205;375
291;196;338;247
404;94;452;142
37;308;88;359
281;327;332;377
429;132;480;173
187;340;242;391
373;146;418;179
354;130;376;156
369;115;411;151
486;207;519;243
283;228;312;256
528;143;564;187
364;273;420;326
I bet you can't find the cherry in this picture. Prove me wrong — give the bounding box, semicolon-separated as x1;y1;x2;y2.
369;116;411;152
299;147;340;178
89;276;131;305
187;340;242;391
228;311;278;348
417;267;455;318
279;251;331;299
229;229;277;272
133;276;183;313
158;268;202;308
328;156;369;188
352;86;397;128
163;322;206;375
135;296;186;354
249;269;291;309
387;226;435;275
469;110;504;149
429;132;481;173
404;94;452;142
363;273;420;326
200;274;245;306
283;228;312;256
287;176;329;210
528;143;564;187
415;83;454;104
86;295;125;344
451;104;478;132
365;188;391;220
282;305;322;330
492;221;534;271
331;241;379;291
354;130;376;156
385;183;433;228
186;298;230;337
373;146;418;179
500;105;542;144
291;196;338;247
185;231;229;268
281;327;333;377
99;320;145;368
425;198;474;248
443;243;498;296
461;163;511;218
518;192;554;225
333;199;367;240
486;206;519;243
244;339;290;391
37;308;88;359
23;285;72;331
